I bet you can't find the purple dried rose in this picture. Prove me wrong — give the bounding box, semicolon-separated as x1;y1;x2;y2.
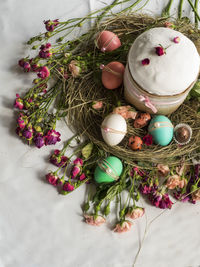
23;127;33;140
44;19;59;32
44;129;61;145
50;149;68;167
34;133;45;148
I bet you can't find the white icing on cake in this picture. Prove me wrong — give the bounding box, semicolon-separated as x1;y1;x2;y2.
128;27;200;95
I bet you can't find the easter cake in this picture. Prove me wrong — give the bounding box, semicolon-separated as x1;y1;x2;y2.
124;27;200;115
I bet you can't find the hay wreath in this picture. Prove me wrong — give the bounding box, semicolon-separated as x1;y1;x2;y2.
66;14;200;167
14;0;200;241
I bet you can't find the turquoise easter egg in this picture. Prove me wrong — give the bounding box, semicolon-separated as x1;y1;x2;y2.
148;115;173;146
94;156;123;183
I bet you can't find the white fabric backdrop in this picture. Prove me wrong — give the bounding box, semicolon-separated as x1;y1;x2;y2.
0;0;200;266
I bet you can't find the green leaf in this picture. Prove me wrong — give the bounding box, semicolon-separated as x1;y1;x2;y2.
81;143;94;159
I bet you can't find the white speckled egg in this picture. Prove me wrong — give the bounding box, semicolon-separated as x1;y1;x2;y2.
101;113;127;146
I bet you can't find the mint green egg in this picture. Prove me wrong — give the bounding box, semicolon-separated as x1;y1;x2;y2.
148;115;173;146
94;156;123;183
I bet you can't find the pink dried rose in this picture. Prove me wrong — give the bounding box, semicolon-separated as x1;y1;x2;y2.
73;158;83;166
192;189;200;201
39;43;52;58
71;166;81;179
113;220;132;233
16;113;27;129
173;37;180;44
62;182;74;192
157;164;170;177
126;207;145;220
31;64;40;72
23;62;31;72
37;66;50;79
113;106;137;120
141;58;150;66
92;101;103;110
155;45;165;56
84;214;106;226
166;175;180;189
79;173;86;181
164;21;175;29
46;172;58;186
14;94;24;110
68;60;81;77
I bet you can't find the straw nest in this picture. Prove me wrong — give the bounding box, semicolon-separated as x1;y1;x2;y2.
63;13;200;167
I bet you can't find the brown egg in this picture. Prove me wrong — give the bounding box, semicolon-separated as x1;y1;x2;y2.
175;127;190;143
96;31;121;52
101;61;125;90
134;113;151;128
128;136;143;150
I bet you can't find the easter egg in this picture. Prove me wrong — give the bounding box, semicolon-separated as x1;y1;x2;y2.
134;112;151;128
174;123;192;145
128;136;143;150
101;61;125;89
96;30;121;52
101;113;127;146
94;156;123;183
148;115;173;146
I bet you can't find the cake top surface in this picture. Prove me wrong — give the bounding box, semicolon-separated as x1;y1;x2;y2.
128;27;200;96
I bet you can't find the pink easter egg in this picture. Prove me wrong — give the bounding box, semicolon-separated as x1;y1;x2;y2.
101;61;125;90
96;31;121;52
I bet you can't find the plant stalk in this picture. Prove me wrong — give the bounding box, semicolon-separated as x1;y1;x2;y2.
187;0;200;21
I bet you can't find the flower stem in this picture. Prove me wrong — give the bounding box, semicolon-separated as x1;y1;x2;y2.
96;0;120;23
117;0;145;14
187;0;200;21
162;0;174;17
178;0;184;19
195;0;199;26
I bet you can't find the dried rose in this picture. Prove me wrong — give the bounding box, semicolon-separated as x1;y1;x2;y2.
141;58;150;66
166;175;180;189
84;214;106;226
113;105;137;120
157;164;170;177
126;207;145;220
68;60;81;77
155;45;165;56
113;220;132;233
173;37;180;44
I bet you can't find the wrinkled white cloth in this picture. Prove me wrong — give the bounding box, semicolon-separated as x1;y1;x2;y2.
0;1;200;267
